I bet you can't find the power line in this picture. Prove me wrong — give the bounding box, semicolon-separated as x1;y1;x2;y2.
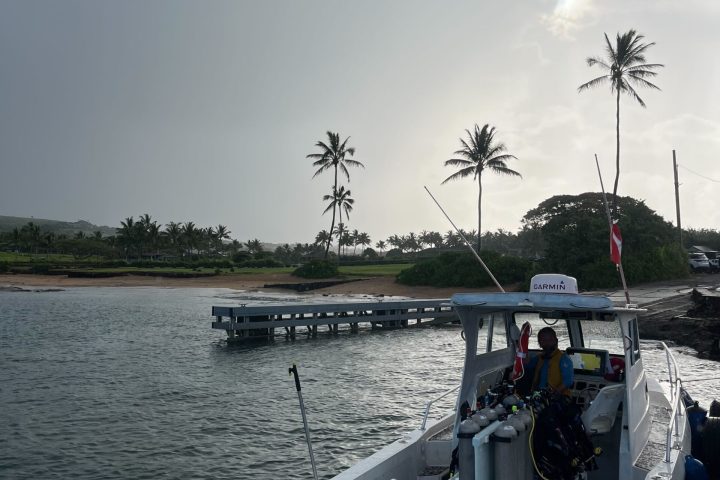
679;164;720;183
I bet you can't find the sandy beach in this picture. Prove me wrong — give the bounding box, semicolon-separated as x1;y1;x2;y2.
0;273;489;298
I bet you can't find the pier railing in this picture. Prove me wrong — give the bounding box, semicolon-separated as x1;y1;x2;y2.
211;299;456;340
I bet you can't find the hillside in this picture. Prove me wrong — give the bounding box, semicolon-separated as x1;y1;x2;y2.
0;215;117;237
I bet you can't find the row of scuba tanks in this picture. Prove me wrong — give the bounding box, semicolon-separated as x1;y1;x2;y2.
455;381;599;480
455;382;540;480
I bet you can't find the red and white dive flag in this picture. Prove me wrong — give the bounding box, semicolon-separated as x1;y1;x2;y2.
610;222;622;265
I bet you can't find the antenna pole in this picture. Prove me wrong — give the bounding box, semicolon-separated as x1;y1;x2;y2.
424;186;504;292
595;155;631;306
673;150;683;248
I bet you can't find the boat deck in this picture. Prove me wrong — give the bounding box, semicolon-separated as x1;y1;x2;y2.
635;404;672;471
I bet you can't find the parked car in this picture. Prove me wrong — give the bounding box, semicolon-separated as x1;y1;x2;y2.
704;251;720;272
689;252;711;271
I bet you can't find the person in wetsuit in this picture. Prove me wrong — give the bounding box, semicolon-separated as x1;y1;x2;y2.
527;326;574;395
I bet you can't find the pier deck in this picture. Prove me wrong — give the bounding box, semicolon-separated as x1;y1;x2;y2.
211;299;455;340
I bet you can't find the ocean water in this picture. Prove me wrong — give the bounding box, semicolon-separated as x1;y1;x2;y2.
1;287;717;479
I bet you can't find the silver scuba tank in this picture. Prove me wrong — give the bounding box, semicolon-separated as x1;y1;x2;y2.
492;422;519;479
458;418;481;480
506;414;529;479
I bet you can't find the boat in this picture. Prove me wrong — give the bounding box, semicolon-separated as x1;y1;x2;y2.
331;273;716;480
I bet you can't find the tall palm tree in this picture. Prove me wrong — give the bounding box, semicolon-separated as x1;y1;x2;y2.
442;124;521;251
578;30;662;215
322;186;354;260
307;131;364;258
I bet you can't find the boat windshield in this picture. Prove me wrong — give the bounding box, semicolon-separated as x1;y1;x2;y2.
513;311;625;355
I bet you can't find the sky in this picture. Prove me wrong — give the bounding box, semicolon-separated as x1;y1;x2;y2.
1;0;719;245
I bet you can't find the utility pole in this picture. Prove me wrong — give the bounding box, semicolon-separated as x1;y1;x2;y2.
673;150;683;248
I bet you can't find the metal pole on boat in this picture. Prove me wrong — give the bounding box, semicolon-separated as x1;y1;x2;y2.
289;364;319;480
424;186;505;292
595;155;631;306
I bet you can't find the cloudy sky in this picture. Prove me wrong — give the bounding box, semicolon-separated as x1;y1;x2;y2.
1;0;718;244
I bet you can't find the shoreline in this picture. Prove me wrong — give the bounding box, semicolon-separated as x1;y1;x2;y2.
0;273;490;298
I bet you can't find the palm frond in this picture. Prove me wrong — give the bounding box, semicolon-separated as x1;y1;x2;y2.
344;159;365;169
627;74;661;90
444;158;474;168
442;166;476;184
586;56;611;69
578;75;610;92
487;165;522;177
340;163;350;182
623;82;647;107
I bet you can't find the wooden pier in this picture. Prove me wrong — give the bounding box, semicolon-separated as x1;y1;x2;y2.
211;299;455;341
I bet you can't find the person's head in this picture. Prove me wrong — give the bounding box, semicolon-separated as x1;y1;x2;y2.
537;327;558;355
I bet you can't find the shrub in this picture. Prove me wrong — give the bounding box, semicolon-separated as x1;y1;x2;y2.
240;258;284;268
0;261;8;273
397;251;531;288
292;260;339;279
30;263;51;274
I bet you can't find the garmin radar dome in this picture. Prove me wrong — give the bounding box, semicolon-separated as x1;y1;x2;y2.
530;274;579;294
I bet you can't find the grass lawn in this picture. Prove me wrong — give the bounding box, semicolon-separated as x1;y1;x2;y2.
0;252;89;263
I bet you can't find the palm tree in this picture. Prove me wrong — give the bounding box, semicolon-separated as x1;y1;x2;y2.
307;131;364;258
245;239;263;255
164;222;183;255
117;217;137;259
315;230;332;248
322;186;354;260
375;240;386;255
578;30;662;215
215;225;230;254
442;124;521;251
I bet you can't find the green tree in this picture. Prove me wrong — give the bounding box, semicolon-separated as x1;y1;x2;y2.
442;124;521;251
523;193;685;288
307;131;364;258
322;186;354;259
375;240;387;254
578;30;662;215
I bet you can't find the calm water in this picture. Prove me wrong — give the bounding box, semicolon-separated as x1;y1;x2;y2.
1;287;717;479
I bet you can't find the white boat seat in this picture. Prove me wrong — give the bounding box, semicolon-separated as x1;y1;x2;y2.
581;383;625;434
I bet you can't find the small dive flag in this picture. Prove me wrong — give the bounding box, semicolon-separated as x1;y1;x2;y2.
610;222;622;265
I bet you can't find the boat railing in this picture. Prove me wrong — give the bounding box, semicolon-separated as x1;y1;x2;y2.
420;385;460;430
661;341;684;463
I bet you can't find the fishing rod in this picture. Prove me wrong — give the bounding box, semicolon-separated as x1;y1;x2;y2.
289;363;319;480
594;155;631;306
423;186;505;293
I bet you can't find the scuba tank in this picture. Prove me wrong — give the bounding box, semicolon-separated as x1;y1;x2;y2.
506;414;529;479
480;407;498;422
492;422;519;479
458;418;481;480
516;408;534;479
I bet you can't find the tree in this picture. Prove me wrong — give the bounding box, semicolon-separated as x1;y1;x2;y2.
442;124;521;251
307;131;364;258
215;225;230;254
117;217;137;259
245;239;263;256
522;192;684;287
164;222;183;255
322;186;354;259
315;230;332;248
375;240;387;254
578;30;662;215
